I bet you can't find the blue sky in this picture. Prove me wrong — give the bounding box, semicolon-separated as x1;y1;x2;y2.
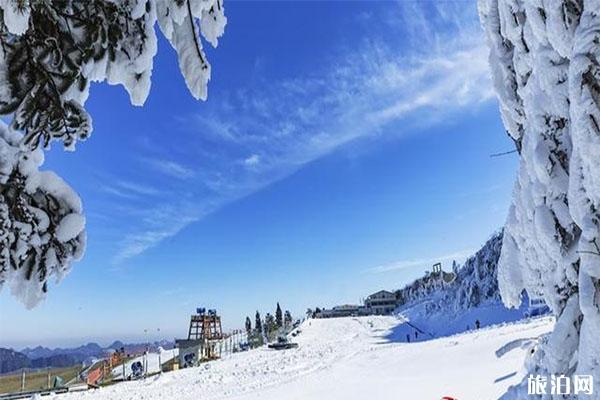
0;0;517;348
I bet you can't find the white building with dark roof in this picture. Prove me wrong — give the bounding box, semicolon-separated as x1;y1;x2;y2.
364;290;397;315
317;304;367;318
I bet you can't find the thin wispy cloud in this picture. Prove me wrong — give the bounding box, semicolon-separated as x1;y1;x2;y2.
110;2;494;264
112;202;204;264
100;180;160;199
243;154;261;168
145;158;196;179
367;249;475;274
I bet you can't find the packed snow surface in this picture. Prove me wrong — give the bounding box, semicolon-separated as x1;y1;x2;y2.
393;299;531;342
53;316;552;400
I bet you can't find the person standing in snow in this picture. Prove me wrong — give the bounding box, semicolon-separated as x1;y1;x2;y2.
475;320;480;330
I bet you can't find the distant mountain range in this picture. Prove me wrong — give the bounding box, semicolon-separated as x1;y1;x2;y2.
0;340;174;374
0;348;30;375
20;342;106;361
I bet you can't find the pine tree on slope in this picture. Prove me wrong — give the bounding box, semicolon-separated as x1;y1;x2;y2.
254;311;263;345
245;316;252;337
264;313;276;342
284;310;292;329
275;302;283;328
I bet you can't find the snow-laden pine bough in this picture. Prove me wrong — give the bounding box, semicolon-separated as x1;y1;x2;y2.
479;0;600;397
0;0;226;308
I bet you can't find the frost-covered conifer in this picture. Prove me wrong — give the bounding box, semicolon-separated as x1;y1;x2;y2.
479;0;600;396
0;0;226;307
395;231;503;313
0;121;85;308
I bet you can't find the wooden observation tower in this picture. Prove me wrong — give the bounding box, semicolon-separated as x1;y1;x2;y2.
177;308;225;367
188;308;223;341
177;308;223;362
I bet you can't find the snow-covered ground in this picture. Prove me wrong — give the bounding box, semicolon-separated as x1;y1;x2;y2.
391;299;531;343
50;315;553;400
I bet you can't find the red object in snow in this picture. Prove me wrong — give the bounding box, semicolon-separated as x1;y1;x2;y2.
86;367;103;386
441;397;458;400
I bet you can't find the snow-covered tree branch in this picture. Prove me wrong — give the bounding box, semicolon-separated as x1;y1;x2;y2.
479;0;600;396
0;121;85;309
0;0;226;307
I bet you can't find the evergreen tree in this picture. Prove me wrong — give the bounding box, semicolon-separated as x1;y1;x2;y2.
254;311;262;336
245;316;252;337
275;302;283;327
0;0;227;308
395;290;405;306
0;0;226;151
284;310;293;329
479;0;600;394
253;311;263;347
469;284;480;308
264;313;276;342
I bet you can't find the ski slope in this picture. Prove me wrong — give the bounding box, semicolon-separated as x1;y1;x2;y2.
54;316;553;400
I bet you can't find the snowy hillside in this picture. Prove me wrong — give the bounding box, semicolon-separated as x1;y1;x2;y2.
396;231;504;313
54;316;553;400
396;231;525;322
452;230;504;309
392;230;535;337
393;301;529;343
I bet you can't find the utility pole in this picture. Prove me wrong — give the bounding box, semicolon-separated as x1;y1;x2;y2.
157;328;162;374
21;369;25;392
143;328;149;378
